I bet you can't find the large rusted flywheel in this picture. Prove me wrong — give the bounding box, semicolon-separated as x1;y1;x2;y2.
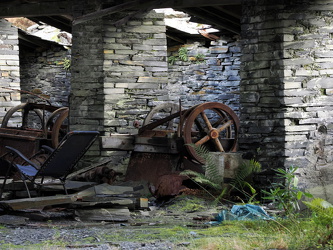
139;102;240;164
179;102;239;164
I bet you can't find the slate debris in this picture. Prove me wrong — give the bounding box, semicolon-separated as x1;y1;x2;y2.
0;182;149;224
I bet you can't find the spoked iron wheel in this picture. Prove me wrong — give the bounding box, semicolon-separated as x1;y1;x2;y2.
44;107;69;148
143;103;181;130
181;102;239;164
1;103;69;148
1;103;44;129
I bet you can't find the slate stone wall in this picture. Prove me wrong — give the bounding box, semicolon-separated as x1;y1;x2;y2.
102;11;168;136
100;11;242;135
167;37;241;114
0;19;20;127
241;0;333;189
20;46;71;107
69;8;242;169
70;1;105;160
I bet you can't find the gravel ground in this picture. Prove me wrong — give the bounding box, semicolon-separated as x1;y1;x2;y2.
0;223;185;249
0;196;216;249
0;215;187;249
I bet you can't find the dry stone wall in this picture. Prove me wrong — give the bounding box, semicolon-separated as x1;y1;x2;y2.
167;38;241;114
100;11;242;137
241;0;333;190
20;46;71;107
102;11;168;135
0;19;20;127
70;8;242;169
70;1;105;160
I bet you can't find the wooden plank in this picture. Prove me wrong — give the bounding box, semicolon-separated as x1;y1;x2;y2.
76;184;134;199
75;207;130;222
100;134;135;151
95;184;134;195
81;196;135;204
72;197;136;210
41;180;97;192
73;196;147;210
0;195;77;211
134;136;179;154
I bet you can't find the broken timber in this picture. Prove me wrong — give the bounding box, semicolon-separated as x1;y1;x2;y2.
0;195;77;211
100;134;179;154
0;183;148;212
73;184;145;210
75;207;130;222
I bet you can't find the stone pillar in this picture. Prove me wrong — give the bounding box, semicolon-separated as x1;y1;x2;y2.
0;19;20;126
70;1;105;158
241;0;333;190
70;7;168;163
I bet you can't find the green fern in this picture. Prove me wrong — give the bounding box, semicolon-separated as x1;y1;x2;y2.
181;169;221;190
189;144;221;184
228;159;261;202
178;47;188;62
180;144;262;203
168;56;177;65
304;198;333;225
230;159;261;190
180;144;223;191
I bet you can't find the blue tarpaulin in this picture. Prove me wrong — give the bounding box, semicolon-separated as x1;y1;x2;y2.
211;204;273;225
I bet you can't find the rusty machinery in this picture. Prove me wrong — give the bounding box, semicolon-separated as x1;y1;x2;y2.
113;102;240;185
0;101;239;189
0;102;69;159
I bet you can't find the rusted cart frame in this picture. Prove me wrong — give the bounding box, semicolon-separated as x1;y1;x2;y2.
0;103;69;166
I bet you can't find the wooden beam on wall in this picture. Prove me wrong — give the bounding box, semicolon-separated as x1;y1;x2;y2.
166;34;186;44
73;0;142;25
160;0;241;8
18;32;48;48
29;16;72;33
73;0;241;25
0;1;72;18
183;8;241;35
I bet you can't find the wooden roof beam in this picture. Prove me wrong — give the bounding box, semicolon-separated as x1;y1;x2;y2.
29;16;72;33
73;0;144;25
194;7;240;26
183;8;240;35
18;30;61;49
166;34;186;44
0;0;71;18
163;0;241;8
73;0;241;25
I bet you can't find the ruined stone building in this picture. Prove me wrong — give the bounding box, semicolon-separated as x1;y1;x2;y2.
0;0;332;198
